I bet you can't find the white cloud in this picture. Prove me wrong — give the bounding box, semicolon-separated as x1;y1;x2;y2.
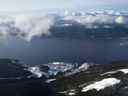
14;15;54;41
115;16;125;24
0;14;54;42
64;14;115;24
0;13;127;41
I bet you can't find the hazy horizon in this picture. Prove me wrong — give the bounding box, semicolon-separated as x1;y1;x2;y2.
0;0;127;13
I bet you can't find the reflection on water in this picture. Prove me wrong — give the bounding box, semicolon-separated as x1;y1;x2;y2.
0;37;128;65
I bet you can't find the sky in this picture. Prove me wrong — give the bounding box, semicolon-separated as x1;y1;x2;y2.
0;0;128;12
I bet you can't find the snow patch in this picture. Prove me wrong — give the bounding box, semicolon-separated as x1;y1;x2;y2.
46;79;56;83
58;89;76;96
82;78;120;92
119;69;128;74
68;92;76;96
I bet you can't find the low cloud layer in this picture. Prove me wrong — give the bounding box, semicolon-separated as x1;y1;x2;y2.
0;14;54;41
0;13;128;41
14;15;54;41
64;14;127;25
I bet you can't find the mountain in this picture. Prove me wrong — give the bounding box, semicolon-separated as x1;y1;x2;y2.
0;58;31;78
47;61;128;96
26;62;90;78
0;58;55;96
24;59;128;96
1;58;128;96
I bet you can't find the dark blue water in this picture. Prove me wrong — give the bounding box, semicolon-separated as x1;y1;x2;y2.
0;37;128;64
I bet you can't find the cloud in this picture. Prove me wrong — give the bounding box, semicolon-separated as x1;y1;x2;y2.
0;13;127;41
14;15;54;41
63;14;127;27
115;16;125;24
0;14;55;42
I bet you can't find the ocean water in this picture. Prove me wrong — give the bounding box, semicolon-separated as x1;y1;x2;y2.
0;37;128;65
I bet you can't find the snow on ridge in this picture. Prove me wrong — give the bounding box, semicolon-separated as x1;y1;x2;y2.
119;69;128;74
27;66;48;78
64;62;90;77
78;62;89;71
82;78;120;92
101;68;128;76
46;62;75;76
26;62;89;78
45;78;56;83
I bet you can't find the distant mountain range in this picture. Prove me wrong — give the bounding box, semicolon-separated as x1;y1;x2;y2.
7;58;128;96
1;58;128;96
